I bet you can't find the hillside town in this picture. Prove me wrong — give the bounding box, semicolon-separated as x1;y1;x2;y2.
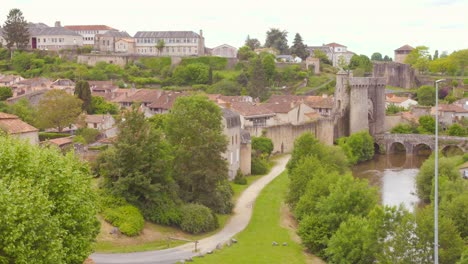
0;5;467;264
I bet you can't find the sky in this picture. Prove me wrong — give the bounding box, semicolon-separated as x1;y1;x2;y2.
1;0;467;58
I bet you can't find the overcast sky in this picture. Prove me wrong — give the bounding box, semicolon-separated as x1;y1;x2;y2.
1;0;467;57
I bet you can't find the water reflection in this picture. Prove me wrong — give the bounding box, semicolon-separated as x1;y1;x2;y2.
352;154;429;211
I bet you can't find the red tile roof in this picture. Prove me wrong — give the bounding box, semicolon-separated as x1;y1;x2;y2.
64;25;116;31
0;112;39;134
386;95;411;104
436;104;468;113
148;91;187;110
229;102;275;118
112;89;163;104
395;45;414;51
47;136;73;147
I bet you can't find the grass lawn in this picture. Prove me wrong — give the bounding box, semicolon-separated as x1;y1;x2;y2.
192;171;308;264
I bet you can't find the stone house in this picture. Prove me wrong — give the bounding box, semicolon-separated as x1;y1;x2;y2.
115;38;136;54
263;101;316;125
386;95;418;109
0;75;24;87
111;89;163;109
64;24;117;46
95;31;131;53
222;108;243;179
11;77;52;96
32;24;83;50
85;114;117;138
454;98;468;110
394;45;414;64
147;91;187;115
50;79;75;94
431;104;468;126
228;102;276;136
0;112;39;145
266;95;333;117
6;90;48;106
211;44;237;58
134;30;205;56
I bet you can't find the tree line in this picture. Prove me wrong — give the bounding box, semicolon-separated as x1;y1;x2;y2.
287;132;466;263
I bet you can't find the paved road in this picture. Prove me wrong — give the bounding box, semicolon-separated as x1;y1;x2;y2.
92;155;290;264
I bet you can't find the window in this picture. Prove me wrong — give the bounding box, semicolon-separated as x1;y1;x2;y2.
38;38;40;43
236;149;240;163
253;118;267;127
230;152;233;165
232;136;234;145
44;38;46;42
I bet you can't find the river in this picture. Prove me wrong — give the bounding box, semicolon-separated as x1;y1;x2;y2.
352;153;429;211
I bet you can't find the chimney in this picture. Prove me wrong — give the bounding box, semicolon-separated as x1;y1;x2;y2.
199;29;203;37
55;21;61;27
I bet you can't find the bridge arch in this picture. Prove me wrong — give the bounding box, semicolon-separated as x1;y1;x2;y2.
389;142;406;154
413;143;432;156
442;145;464;157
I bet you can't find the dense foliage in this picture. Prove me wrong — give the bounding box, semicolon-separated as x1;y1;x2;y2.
36;89;82;132
103;205;145;236
0;86;12;100
0;135;99;264
179;203;219;234
166;95;233;213
337;130;375;164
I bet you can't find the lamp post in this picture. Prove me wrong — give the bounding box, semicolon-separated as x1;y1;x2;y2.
434;78;445;264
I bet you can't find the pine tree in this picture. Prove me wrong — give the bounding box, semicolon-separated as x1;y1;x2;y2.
290;33;309;60
3;9;30;50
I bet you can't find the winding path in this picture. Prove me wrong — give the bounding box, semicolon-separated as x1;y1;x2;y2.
91;155;290;264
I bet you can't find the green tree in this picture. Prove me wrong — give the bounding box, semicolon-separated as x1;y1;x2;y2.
248;56;268;100
405;46;430;73
90;96;119;114
289;33;309;60
261;53;276;82
313;49;331;65
172;63;209;85
391;123;418;134
210;80;241;96
74;80;92;113
98;106;179;223
448;123;467;136
0;86;13;100
264;28;289;54
371;52;383;61
36;90;82;132
2;9;30;50
166;95;233;213
251;136;273;158
451;49;468;76
9;98;36;125
434;50;439;60
416;154;460;202
383;55;392;61
244;35;261;50
417;115;436;134
0;136;99;264
156;39;165;56
417;85;436;106
237;45;256;61
337;130;375;164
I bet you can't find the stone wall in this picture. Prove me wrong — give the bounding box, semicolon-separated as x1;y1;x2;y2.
78;54;130;67
246;118;333;153
384;115;404;132
373;62;416;89
240;143;251;175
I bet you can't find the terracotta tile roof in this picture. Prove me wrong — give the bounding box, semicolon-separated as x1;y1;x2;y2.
16;77;52;86
0;112;39;134
64;25;116;31
263;102;296;113
112;89;162;104
304;96;334;109
85;114;107;124
435;104;468;113
325;42;346;48
305;112;321;121
229;102;275;118
395;45;414;51
386;95;410;104
89;81;118;92
148;91;187;110
47;136;73;147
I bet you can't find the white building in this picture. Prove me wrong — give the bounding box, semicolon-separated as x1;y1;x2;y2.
134;30;205;56
64;24;117;46
212;44;237;58
307;42;355;67
386;95;418;109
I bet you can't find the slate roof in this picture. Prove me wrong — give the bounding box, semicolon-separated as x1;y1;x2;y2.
100;31;131;38
0;112;38;134
222;108;241;128
65;25;116;31
134;31;200;38
395;45;414;51
34;27;82;36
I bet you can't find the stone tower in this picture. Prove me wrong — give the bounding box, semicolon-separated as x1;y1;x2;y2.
333;71;386;139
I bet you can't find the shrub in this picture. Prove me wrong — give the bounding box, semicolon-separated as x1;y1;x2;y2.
180;56;228;70
180;203;219;234
251;136;274;158
76;127;100;144
142;197;182;226
386;104;406;114
391;123;418;134
337;131;375;164
252;157;268;175
234;169;247;185
103;205;145;236
0;86;13;101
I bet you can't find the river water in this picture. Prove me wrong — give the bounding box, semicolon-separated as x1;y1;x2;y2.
352;154;429;211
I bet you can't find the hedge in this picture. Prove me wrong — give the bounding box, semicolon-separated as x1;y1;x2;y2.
180;56;228;70
39;132;70;141
251;157;268;175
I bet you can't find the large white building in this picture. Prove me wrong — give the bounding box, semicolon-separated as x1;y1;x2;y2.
134;30;205;56
64;24;117;46
307;42;355;67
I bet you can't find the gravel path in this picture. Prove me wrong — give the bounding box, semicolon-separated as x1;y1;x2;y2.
91;155;290;264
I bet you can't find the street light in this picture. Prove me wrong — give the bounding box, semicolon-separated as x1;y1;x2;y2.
434;78;445;264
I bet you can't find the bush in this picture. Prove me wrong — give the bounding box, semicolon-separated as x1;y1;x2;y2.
38;132;70;141
103;205;145;236
386;104;406;114
252;157;268;175
234;170;247;185
391;123;418;134
180;56;228;70
142;197;182;226
180;203;219;234
76;127;100;144
337;131;375;164
204;181;234;214
0;86;13;101
252;136;274;158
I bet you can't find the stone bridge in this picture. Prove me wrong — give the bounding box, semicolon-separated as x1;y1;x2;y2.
375;133;468;155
